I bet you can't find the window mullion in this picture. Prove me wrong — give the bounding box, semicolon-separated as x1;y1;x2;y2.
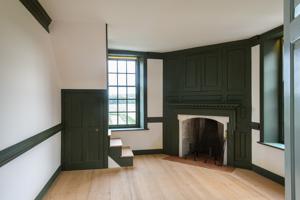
117;60;119;125
126;59;128;125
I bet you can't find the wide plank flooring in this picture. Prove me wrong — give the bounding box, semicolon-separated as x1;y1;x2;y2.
44;154;284;200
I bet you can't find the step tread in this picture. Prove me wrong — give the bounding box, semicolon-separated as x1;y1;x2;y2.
110;138;122;147
122;146;134;157
108;129;112;137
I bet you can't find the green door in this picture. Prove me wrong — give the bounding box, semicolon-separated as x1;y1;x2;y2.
284;0;300;199
62;90;108;170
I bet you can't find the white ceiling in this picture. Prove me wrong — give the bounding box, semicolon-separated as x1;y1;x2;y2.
40;0;283;52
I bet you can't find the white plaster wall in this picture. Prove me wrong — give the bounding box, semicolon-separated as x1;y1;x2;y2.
112;123;163;150
252;130;285;176
111;59;163;150
50;20;107;89
0;134;61;200
251;45;260;123
147;59;163;117
251;45;285;177
0;0;61;199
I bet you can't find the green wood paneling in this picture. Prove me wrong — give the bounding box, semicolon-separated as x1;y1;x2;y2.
163;39;252;168
62;90;108;170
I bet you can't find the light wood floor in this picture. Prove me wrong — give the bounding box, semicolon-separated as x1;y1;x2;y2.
44;154;284;200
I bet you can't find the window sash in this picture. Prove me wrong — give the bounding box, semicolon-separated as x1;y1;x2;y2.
108;57;140;128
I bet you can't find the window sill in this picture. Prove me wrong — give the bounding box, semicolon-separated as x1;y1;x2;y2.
110;127;149;132
257;141;285;150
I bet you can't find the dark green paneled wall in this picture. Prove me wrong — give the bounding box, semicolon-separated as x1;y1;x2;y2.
163;39;252;168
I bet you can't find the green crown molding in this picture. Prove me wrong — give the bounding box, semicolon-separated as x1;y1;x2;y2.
19;0;52;32
108;49;164;59
0;124;63;167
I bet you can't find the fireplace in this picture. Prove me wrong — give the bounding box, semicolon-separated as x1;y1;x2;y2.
178;114;229;165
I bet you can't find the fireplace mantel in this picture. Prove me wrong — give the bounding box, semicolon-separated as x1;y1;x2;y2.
168;103;240;110
165;102;239;166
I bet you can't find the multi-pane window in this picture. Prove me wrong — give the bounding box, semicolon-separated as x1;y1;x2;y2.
108;57;139;128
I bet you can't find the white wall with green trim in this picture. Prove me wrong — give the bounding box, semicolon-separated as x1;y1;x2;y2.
0;0;61;199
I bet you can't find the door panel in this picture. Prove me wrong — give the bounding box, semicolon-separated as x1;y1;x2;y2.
62;90;108;170
293;39;300;199
284;0;300;199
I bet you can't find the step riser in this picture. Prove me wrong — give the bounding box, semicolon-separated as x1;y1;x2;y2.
109;138;133;167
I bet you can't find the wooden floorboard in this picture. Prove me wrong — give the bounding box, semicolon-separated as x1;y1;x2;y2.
43;154;284;200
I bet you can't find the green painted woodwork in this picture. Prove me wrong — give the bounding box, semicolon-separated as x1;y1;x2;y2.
252;164;284;185
147;117;164;123
250;122;261;130
163;39;252;168
132;149;163;155
259;26;284;144
61;90;108;170
19;0;52;32
108;49;164;59
0;124;62;167
109;146;133;167
35;166;61;200
283;1;300;198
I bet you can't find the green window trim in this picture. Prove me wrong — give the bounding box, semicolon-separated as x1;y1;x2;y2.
259;26;284;144
107;53;149;130
108;56;140;128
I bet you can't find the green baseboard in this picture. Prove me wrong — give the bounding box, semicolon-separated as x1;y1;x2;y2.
35;165;61;200
252;164;284;185
133;149;163;155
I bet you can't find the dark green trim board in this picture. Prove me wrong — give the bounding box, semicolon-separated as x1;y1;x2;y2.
147;117;164;123
133;149;163;155
35;166;61;200
0;124;63;167
108;49;164;59
142;57;148;129
252;164;285;185
19;0;52;32
250;122;261;130
259;25;284;42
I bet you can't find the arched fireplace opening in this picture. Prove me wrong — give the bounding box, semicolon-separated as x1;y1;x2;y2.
182;118;225;165
179;114;230;166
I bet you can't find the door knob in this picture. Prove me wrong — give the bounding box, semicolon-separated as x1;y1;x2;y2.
95;128;99;132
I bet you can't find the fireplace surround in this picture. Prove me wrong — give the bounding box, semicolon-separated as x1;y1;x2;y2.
178;114;229;165
164;103;239;166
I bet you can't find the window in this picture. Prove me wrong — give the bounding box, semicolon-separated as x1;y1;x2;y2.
108;56;140;128
261;35;284;144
